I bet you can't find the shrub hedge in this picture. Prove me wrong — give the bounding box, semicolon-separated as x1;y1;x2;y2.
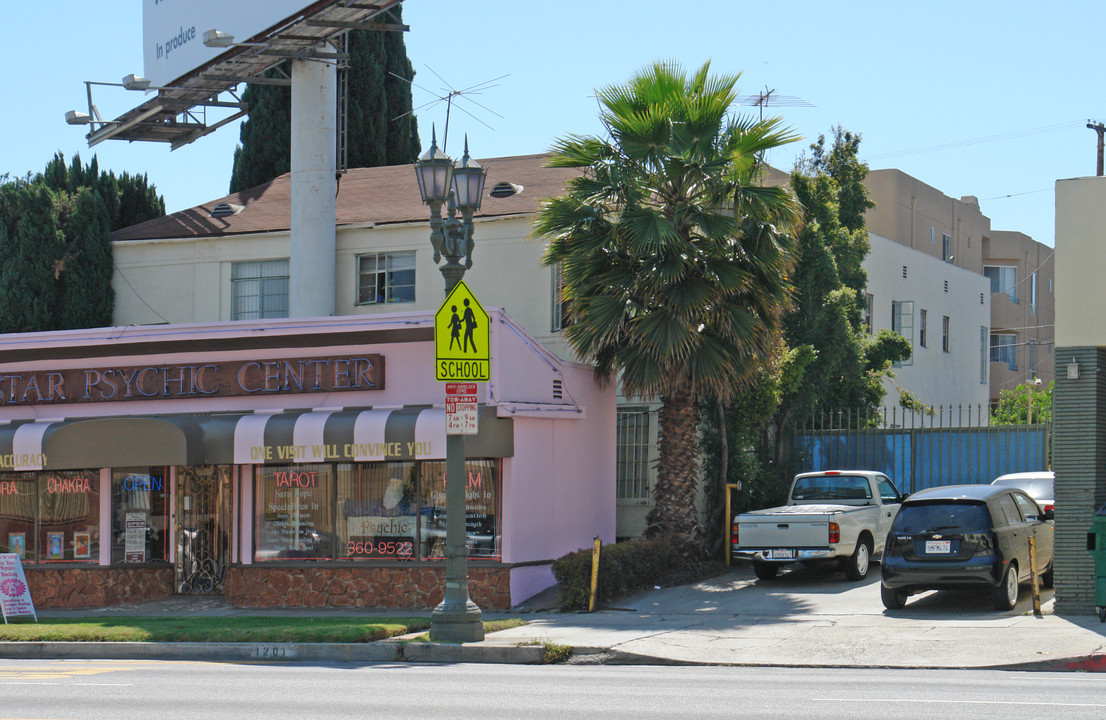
551;534;702;611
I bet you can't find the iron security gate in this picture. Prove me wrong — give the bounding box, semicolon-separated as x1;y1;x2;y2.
175;465;232;594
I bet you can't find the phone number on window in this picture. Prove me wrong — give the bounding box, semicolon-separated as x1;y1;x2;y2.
346;541;414;557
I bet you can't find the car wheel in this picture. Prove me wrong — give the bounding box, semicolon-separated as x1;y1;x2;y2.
844;536;872;581
753;561;779;580
992;563;1019;611
881;583;907;610
1040;562;1055;589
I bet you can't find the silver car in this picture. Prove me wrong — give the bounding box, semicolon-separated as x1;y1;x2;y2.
991;471;1054;514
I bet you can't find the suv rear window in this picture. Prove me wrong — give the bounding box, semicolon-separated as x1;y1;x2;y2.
893;502;991;533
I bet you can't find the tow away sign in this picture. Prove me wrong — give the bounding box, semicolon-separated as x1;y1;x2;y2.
434;281;490;382
445;383;479;435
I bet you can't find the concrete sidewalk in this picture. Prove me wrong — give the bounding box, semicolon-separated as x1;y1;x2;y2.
8;566;1106;670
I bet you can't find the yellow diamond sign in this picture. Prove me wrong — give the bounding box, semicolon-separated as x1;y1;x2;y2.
434;280;490;381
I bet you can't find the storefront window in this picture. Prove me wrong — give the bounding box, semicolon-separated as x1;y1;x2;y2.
0;471;99;564
251;460;501;561
38;471;100;563
337;462;417;560
111;467;169;564
419;460;501;559
0;473;36;561
255;464;335;561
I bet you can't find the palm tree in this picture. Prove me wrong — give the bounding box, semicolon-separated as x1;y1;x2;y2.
536;60;802;542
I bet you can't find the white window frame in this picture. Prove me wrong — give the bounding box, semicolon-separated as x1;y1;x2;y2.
980;326;988;384
551;263;572;331
984;265;1018;302
357;251;416;305
942;315;950;353
616;406;651;501
863;293;874;335
919;309;928;348
891;300;914;366
990;332;1017;371
231;259;289;320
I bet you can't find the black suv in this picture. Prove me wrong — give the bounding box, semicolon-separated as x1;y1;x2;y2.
880;484;1054;611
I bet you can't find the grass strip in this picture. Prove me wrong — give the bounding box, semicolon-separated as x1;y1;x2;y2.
0;616;431;644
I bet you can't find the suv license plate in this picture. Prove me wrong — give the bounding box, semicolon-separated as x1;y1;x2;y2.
925;540;951;554
768;549;795;560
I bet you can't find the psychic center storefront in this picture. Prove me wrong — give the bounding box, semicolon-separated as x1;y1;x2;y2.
0;311;615;609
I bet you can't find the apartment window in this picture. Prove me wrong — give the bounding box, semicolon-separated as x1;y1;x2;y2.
942;233;952;262
1029;272;1037;315
232;259;289;320
942;315;950;353
357;251;415;305
983;265;1018;302
891;300;913;366
1029;339;1039;378
551;263;574;331
863;293;874;335
980;326;988;383
919;309;928;348
616;407;651;501
990;333;1017;371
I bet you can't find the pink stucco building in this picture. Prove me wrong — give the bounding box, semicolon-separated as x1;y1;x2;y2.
0;309;615;609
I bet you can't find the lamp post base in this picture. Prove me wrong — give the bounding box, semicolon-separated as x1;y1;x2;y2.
429;600;485;643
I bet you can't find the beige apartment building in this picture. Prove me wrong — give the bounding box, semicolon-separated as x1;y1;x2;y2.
864;169;1055;406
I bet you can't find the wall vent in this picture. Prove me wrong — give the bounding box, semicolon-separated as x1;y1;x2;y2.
944;280;949;293
553;379;564;399
902;265;908;279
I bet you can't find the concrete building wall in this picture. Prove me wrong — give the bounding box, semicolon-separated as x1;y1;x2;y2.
1052;176;1106;615
862;234;992;410
984;230;1056;401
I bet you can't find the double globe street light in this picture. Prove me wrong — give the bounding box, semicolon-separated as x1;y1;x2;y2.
414;128;488;642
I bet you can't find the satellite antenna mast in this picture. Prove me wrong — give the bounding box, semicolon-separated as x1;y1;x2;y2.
391;67;506;153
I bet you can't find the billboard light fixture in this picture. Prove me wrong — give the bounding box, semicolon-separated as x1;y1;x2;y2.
64;110;91;126
122;74;151;91
202;29;236;48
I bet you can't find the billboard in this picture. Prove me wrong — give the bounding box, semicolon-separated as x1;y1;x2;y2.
142;0;318;87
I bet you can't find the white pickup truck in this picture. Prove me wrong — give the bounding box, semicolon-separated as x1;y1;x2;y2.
731;470;904;581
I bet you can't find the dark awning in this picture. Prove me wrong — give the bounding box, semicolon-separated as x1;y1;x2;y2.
0;407;513;472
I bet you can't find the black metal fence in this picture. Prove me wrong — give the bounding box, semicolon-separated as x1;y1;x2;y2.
791;406;1049;495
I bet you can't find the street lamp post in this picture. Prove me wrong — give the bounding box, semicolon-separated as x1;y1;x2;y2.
415;129;487;643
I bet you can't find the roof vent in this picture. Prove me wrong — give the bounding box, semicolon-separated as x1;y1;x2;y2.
489;181;523;198
210;202;244;218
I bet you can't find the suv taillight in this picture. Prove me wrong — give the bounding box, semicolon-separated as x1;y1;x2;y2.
829;522;840;544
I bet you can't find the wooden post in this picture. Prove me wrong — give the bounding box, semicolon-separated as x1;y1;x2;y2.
1029;536;1042;617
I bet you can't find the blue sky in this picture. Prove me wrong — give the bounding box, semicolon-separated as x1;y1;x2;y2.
3;1;1103;247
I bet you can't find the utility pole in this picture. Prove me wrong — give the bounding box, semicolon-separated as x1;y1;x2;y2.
1088;120;1105;176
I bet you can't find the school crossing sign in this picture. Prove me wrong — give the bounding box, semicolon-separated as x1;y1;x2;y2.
434;281;490;381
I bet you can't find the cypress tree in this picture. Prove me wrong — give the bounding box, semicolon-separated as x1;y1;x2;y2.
54;187;114;330
0;183;61;333
229;8;420;193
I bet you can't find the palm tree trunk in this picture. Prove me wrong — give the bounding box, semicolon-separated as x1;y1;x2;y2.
645;386;702;542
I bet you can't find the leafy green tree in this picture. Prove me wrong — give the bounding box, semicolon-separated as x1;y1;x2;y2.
229;11;420;193
537;60;803;542
0;182;61;332
992;381;1053;424
0;153;158;333
700;128;911;553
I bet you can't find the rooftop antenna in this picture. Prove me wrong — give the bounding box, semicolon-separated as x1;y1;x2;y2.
736;86;814;120
392;67;506;153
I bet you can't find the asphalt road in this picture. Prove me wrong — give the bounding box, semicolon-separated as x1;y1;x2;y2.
3;660;1106;720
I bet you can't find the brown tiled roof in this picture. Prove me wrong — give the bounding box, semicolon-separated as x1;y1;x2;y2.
111;153;578;242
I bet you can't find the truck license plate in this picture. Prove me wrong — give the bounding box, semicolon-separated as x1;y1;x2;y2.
925;540;951;554
768;549;795;560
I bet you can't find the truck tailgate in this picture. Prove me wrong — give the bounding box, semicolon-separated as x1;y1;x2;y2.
738;505;845;548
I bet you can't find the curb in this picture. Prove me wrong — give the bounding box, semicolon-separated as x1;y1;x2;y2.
0;640;547;665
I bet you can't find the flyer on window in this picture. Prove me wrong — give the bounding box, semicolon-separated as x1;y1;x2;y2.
73;533;91;559
8;534;25;560
47;533;64;560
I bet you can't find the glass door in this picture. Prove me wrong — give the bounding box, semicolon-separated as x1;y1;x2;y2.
175;465;232;594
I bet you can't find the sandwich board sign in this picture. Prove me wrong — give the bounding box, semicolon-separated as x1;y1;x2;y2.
0;553;37;623
434;281;490;382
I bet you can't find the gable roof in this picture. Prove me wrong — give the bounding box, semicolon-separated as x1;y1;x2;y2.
111;153;578;242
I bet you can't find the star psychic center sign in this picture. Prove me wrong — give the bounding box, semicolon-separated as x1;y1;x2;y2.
0;355;383;407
